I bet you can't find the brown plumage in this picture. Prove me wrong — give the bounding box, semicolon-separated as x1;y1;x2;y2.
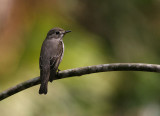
39;27;71;94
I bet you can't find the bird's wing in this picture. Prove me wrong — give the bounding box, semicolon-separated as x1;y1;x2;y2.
39;40;51;85
50;41;63;71
49;41;63;82
39;39;63;82
39;40;51;71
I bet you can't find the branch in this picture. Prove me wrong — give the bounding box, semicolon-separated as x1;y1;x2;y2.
1;63;160;101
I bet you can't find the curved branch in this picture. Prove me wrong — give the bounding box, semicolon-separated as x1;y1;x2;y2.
1;63;160;101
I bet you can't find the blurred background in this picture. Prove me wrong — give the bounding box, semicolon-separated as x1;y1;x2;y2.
0;0;160;116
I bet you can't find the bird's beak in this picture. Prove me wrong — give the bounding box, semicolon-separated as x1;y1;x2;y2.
64;30;71;34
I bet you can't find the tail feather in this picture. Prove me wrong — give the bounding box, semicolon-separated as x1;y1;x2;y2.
39;83;48;94
39;68;50;94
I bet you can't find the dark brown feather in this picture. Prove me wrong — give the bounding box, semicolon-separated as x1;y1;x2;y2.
49;41;63;82
39;37;64;94
39;27;70;94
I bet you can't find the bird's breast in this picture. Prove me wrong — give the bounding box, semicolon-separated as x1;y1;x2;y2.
60;40;64;62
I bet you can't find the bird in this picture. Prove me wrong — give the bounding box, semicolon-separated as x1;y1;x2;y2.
39;27;71;94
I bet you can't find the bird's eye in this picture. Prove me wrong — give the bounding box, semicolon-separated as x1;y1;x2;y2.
56;31;60;34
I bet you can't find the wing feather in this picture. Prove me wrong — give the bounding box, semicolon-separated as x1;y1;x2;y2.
49;41;64;82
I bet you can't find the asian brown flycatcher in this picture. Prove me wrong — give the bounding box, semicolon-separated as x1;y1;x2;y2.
39;27;71;94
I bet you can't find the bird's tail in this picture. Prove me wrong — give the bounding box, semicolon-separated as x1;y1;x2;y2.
39;82;48;94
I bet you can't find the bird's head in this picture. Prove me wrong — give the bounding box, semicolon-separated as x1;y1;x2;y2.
47;27;71;39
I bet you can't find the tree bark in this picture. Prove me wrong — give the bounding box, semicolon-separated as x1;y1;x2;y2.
0;63;160;101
